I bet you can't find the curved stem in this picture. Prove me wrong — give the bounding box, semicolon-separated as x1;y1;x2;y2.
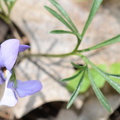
72;37;80;53
72;33;82;53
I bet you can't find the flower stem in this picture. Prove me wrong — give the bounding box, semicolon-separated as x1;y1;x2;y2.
22;52;75;58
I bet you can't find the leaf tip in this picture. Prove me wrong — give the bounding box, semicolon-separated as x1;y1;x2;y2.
66;104;71;109
60;79;64;82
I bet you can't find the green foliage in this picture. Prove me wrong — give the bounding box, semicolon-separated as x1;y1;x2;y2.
0;0;16;24
0;0;119;112
79;35;120;52
44;0;78;32
46;0;120;112
62;70;83;82
66;71;90;93
66;64;106;93
83;55;120;93
108;63;120;84
10;69;17;87
81;0;103;37
110;63;120;74
44;0;82;52
87;68;111;112
50;30;75;34
90;65;107;88
44;6;75;31
64;60;120;111
67;70;86;109
48;0;78;32
4;0;15;1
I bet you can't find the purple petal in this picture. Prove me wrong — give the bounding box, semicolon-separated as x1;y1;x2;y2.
0;70;18;107
15;80;42;97
0;70;6;84
0;51;3;67
19;45;30;52
0;39;20;70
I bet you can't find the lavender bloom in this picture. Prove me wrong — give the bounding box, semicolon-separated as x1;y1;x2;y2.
0;71;42;107
0;39;42;106
0;39;30;84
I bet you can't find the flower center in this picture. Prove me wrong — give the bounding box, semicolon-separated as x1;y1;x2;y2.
1;67;7;78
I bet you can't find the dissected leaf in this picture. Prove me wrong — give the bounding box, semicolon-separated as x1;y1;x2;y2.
9;0;17;12
71;62;85;70
98;68;120;93
87;68;111;112
80;35;120;52
106;73;120;81
5;0;15;1
67;70;85;109
105;63;120;84
67;64;106;93
84;56;120;94
49;0;78;32
50;30;74;34
67;71;90;93
90;64;106;88
82;0;103;37
61;70;82;82
44;6;74;31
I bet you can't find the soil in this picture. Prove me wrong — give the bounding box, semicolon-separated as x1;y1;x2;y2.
108;106;120;120
15;102;64;120
13;102;120;120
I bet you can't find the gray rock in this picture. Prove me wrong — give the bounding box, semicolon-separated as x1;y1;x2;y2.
78;94;120;120
55;108;78;120
0;20;8;42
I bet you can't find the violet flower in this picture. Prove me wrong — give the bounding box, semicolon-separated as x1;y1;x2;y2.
0;39;30;84
0;39;42;106
0;70;42;107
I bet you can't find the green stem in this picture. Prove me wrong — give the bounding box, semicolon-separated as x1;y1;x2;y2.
72;33;82;53
77;47;91;53
72;37;80;52
21;32;83;59
0;14;10;23
76;52;86;60
23;52;75;58
4;1;9;14
0;0;6;15
10;69;17;87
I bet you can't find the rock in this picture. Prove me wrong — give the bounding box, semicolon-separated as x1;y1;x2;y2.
102;0;120;24
55;108;78;120
78;93;120;120
0;20;8;42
